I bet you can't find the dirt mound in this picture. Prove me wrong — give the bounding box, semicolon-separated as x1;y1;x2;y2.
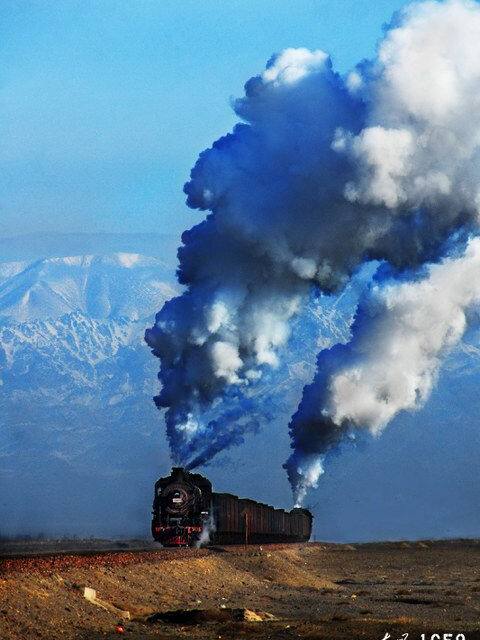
226;546;336;590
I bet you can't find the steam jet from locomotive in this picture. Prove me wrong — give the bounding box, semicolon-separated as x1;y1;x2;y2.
152;467;313;547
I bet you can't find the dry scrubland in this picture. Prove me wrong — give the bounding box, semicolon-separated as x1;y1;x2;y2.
2;541;480;639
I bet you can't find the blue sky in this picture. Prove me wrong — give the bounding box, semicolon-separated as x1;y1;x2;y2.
0;0;406;240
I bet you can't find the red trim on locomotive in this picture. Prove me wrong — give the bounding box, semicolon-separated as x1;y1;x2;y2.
153;525;203;547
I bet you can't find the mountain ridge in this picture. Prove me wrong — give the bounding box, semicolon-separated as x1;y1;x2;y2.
0;252;177;322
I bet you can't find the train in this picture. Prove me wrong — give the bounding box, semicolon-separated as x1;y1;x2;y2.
151;467;313;547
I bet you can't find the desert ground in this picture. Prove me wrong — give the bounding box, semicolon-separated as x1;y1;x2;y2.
2;540;480;640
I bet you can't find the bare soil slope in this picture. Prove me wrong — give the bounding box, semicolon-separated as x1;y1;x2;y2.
2;540;480;639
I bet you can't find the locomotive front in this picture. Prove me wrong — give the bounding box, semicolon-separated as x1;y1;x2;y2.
151;467;212;546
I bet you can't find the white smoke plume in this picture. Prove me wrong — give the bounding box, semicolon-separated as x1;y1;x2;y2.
146;0;480;495
286;237;480;504
195;515;216;548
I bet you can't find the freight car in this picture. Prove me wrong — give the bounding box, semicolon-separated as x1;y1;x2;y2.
151;467;312;547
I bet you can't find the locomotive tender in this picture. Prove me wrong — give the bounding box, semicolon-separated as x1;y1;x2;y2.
152;467;313;547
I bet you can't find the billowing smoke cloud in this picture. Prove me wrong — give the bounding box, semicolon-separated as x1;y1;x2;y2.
286;237;480;504
146;0;480;497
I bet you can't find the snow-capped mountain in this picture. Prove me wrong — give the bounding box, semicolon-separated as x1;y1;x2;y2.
0;253;176;322
0;253;181;400
0;251;179;407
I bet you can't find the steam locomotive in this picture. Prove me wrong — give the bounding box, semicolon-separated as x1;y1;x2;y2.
152;467;313;547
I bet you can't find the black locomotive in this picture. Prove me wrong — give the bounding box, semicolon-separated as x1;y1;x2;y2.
152;467;313;547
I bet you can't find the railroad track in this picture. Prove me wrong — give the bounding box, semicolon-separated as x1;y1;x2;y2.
0;544;166;560
0;545;210;574
0;541;310;573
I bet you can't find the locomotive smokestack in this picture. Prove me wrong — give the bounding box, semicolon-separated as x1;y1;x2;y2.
146;0;480;503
